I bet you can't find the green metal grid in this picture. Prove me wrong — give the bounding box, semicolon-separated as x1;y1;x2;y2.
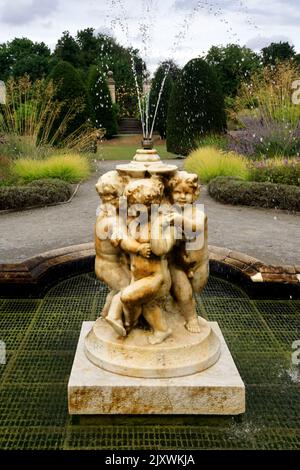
0;272;299;450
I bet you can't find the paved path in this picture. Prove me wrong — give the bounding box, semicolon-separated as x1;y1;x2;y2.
0;160;299;265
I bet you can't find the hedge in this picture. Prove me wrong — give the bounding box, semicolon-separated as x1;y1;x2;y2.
166;58;226;155
208;177;300;212
0;179;73;210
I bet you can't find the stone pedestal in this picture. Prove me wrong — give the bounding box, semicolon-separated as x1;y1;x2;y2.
68;322;245;415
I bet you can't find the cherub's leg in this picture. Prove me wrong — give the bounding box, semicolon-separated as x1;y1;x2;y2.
170;265;203;333
101;290;116;318
191;262;209;294
121;274;164;307
143;301;172;345
105;292;126;336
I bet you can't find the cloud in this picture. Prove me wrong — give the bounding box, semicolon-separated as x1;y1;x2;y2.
246;35;293;51
1;0;59;25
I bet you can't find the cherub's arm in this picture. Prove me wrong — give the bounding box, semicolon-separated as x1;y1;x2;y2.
169;210;204;236
120;238;151;258
111;231;151;258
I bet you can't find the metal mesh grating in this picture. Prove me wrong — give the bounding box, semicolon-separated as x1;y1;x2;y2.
0;273;299;449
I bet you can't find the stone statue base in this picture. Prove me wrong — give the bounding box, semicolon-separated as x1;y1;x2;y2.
84;306;220;378
68;322;245;415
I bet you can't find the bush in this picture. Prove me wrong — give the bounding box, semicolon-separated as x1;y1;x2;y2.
47;61;90;145
249;158;300;186
184;146;249;183
208;176;300;212
12;154;90;183
195;134;228;151
0;179;73;210
87;65;117;139
149;61;180;139
233;63;300;158
166;58;226;155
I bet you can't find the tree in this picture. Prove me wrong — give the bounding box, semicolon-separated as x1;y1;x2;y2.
87;65;117;138
0;38;51;81
262;41;296;66
149;61;180;138
206;44;261;97
76;28;99;69
0;43;13;80
47;61;90;144
167;58;226;155
54;31;82;68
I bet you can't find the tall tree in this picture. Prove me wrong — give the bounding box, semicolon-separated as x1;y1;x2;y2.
87;65;117;138
76;28;99;69
47;61;89;144
262;41;296;66
206;44;261;97
0;38;51;81
167;58;226;155
149;60;180;138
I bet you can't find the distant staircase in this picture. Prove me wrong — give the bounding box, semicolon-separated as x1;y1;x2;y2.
118;118;142;135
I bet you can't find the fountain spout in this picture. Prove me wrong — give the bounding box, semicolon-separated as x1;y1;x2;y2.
141;137;154;150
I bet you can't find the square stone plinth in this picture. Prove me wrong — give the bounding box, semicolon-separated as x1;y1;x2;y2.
68;322;245;415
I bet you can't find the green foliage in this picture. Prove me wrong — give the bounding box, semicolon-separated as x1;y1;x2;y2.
76;28;99;69
54;31;82;68
149;61;180;138
167;58;226;155
234;62;300;158
0;38;51;81
87;65;117;139
262;42;296;66
208;176;300;211
206;44;261;98
249;158;300;186
12;154;90;183
47;61;90;144
195;134;228;151
184;146;248;183
0;179;73;210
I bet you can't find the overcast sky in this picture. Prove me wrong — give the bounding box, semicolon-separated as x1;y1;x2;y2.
0;0;299;73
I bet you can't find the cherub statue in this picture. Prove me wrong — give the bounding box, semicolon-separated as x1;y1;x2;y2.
94;171;131;336
167;171;209;333
116;177;174;344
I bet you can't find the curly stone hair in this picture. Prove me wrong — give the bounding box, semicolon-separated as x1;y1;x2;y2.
95;171;125;197
168;171;200;201
124;176;164;205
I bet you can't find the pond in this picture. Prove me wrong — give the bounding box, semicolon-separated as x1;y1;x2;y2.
0;273;299;450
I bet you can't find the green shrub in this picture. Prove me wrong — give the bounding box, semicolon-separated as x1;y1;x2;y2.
195;134;228;151
12;154;90;183
184;146;249;183
46;61;90;144
149;62;180;139
0;179;73;210
249;158;300;186
166;58;226;155
87;65;117;139
208;176;300;211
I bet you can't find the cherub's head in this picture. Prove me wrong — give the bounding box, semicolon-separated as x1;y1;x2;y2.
168;171;200;205
124;177;164;207
95;171;124;207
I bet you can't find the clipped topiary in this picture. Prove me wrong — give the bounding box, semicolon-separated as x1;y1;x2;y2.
87;65;117;139
149;61;180;139
167;58;226;155
0;179;73;211
208;177;300;212
47;61;90;145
